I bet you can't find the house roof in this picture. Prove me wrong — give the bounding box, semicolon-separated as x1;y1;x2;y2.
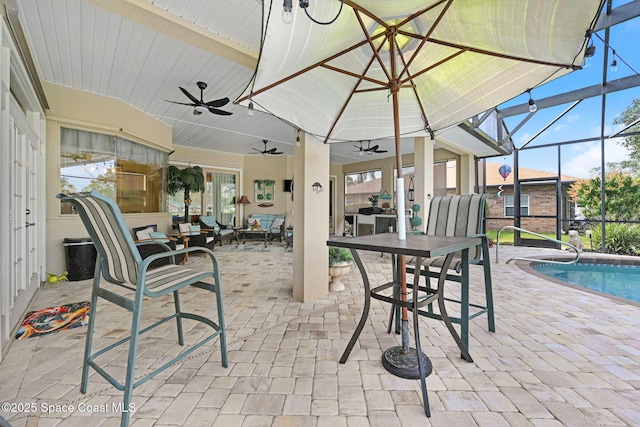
484;162;580;187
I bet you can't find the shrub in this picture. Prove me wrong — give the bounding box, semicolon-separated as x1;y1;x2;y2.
589;223;640;255
329;247;354;265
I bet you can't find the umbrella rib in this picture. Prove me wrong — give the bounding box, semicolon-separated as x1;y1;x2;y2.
396;44;431;133
397;30;579;69
354;8;391;83
324;45;384;143
354;85;413;94
398;49;467;86
237;34;386;103
342;0;388;28
320;64;388;88
398;0;454;82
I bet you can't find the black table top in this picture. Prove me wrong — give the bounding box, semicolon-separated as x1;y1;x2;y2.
327;233;481;258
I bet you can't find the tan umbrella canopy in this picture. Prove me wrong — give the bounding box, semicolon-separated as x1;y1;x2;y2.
240;0;603;141
239;0;603;235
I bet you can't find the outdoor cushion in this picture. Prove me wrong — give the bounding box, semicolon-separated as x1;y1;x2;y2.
199;216;221;233
136;227;155;241
149;231;170;243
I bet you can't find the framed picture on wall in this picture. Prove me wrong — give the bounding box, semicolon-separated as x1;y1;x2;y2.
255;179;275;202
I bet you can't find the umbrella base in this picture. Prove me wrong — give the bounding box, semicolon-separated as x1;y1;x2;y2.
381;346;432;379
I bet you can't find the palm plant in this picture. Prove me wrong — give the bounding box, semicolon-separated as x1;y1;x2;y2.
167;165;205;222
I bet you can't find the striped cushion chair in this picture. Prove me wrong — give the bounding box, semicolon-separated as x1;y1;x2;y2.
56;191;227;427
400;194;495;360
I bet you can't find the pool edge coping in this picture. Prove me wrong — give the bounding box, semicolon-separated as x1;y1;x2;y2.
514;254;640;308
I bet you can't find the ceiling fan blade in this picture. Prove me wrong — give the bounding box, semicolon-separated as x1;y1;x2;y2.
179;87;200;104
208;107;233;115
267;147;278;153
271;151;283;155
206;97;230;107
165;100;195;106
251;148;262;153
374;149;388;153
370;145;380;151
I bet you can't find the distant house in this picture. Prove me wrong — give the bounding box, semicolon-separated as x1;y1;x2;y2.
482;162;580;234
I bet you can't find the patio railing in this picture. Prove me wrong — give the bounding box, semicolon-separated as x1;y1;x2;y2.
495;225;581;265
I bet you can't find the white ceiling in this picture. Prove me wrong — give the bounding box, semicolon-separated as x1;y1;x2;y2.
13;0;504;164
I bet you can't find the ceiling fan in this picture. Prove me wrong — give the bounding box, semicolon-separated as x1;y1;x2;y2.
165;81;232;116
251;140;283;155
353;141;388;156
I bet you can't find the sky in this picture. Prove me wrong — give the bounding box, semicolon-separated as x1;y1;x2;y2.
494;0;640;179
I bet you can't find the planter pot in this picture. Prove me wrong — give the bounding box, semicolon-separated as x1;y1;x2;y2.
329;262;352;291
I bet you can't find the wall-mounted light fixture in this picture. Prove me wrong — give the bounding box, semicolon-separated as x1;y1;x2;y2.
312;182;323;193
407;175;415;202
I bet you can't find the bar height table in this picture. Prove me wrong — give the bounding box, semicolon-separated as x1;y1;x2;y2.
327;233;481;416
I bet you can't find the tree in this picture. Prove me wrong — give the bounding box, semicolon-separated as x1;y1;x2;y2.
568;172;640;221
84;172;116;196
60;177;77;193
167;165;205;222
612;97;640;160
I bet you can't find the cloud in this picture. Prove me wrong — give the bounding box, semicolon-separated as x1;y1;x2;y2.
562;139;631;178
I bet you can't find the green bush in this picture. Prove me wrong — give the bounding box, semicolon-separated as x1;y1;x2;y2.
589;223;640;255
329;247;354;265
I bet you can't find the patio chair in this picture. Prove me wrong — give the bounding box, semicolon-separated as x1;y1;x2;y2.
397;194;495;360
174;222;216;250
131;224;185;266
56;191;228;427
198;215;235;246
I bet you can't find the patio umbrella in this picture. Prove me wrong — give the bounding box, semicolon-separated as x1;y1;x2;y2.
238;0;603;394
239;0;603;235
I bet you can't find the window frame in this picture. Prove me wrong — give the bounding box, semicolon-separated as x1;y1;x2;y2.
504;194;530;217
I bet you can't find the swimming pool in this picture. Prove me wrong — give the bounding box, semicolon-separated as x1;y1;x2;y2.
531;260;640;303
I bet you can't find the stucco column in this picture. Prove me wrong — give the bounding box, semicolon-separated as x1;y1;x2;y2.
293;132;330;302
413;137;434;231
459;153;475;195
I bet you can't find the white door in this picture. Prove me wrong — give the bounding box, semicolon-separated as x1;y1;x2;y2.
7;103;40;339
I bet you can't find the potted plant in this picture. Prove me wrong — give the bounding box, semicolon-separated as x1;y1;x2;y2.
167;165;205;223
368;194;380;207
410;203;422;231
328;247;354;291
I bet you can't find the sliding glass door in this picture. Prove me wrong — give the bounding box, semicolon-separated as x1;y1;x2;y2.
204;170;238;226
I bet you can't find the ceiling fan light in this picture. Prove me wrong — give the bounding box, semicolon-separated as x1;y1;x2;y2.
248;101;255;116
194;105;208;113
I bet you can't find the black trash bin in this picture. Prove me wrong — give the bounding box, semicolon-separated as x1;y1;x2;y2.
63;238;97;281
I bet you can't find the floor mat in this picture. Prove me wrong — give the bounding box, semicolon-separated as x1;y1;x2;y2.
15;301;90;340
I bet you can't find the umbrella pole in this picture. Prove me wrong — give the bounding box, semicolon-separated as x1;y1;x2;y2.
391;82;409;352
380;80;430;382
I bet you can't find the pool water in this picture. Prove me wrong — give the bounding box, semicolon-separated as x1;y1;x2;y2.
532;262;640;303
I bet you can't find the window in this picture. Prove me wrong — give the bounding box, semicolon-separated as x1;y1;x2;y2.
60;128;167;214
504;195;529;217
344;170;382;213
165;169;238;226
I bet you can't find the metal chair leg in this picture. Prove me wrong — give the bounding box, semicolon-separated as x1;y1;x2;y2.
81;265;101;394
481;238;495;332
173;291;184;346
